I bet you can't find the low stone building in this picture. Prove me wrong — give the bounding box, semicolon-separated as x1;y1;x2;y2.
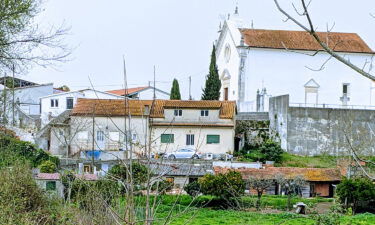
35;173;64;198
149;161;213;189
214;167;342;197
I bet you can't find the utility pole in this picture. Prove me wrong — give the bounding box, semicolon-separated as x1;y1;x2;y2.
12;65;15;126
189;76;192;100
91;103;95;174
153;66;156;100
2;74;7;125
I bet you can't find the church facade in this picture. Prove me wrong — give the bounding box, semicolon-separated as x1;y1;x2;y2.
215;8;375;112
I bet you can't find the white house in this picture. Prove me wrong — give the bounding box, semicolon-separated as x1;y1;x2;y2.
41;99;235;161
216;8;375;112
151;100;236;155
106;86;170;99
0;77;59;128
40;89;123;126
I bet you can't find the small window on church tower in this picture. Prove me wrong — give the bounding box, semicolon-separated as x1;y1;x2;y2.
224;45;231;63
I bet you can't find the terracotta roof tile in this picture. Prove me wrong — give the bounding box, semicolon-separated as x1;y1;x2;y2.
240;29;374;54
107;86;149;96
71;99;236;119
36;173;60;180
214;167;342;182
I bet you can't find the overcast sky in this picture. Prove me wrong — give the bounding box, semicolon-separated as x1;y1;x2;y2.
25;0;375;99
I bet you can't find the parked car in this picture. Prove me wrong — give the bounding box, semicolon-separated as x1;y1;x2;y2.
164;148;202;159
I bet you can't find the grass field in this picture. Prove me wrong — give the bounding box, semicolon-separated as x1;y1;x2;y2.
149;195;374;225
155;207;375;225
275;153;339;168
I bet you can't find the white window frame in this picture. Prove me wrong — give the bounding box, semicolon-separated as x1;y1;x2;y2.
200;110;209;117
96;130;104;142
342;83;350;96
50;99;59;108
174;109;182;117
186;134;195;146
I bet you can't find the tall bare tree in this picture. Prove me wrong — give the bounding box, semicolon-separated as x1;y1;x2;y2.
0;0;71;73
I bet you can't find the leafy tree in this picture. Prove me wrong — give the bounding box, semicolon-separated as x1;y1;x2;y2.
259;140;284;163
336;177;375;213
108;162;148;185
276;175;306;210
38;160;57;173
151;179;173;194
184;181;200;197
170;78;181;100
199;170;245;200
0;0;70;72
202;45;221;100
247;176;274;210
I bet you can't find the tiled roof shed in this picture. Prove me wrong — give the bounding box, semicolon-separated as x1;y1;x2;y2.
71;99;236;119
240;29;374;54
35;173;60;180
214;167;342;182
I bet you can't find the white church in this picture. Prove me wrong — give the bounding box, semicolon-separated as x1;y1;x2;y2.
215;7;375;112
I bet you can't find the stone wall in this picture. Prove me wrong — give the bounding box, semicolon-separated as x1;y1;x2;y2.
269;95;375;155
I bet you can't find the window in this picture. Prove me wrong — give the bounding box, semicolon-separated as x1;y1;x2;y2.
77;131;88;140
200;110;209;117
84;165;92;173
46;181;56;191
224;44;231;63
207;135;220;144
174;109;182;116
161;134;174;143
66;97;74;109
96;130;104;141
50;99;59;108
186;134;195;146
109;131;120;142
343;83;350;95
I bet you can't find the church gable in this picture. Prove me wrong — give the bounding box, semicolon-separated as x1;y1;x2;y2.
304;79;320;88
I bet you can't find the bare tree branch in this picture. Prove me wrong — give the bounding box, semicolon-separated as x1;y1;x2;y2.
273;0;375;81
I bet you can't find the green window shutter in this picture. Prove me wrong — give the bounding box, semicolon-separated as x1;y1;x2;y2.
207;135;220;144
161;134;174;143
46;181;56;191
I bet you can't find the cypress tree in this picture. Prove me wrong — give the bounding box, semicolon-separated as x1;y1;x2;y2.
202;45;221;100
170;78;181;100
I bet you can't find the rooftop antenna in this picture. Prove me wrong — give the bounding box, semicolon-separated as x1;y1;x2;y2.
189;76;192;100
153;66;156;100
251;20;254;29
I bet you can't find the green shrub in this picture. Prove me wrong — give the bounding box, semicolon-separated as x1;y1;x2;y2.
184;181;200;197
336;177;375;213
151;180;173;194
199;170;245;200
107;162;148;185
259;140;284;163
39;160;57;173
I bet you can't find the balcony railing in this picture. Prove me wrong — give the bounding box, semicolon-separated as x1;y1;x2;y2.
290;103;375;110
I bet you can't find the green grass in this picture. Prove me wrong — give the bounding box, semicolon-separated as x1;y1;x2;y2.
275;153;338;168
155;207;375;225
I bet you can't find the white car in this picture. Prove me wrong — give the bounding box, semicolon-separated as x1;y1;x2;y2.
164;148;202;159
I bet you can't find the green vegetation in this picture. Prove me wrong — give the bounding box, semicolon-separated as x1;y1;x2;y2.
202;45;221;100
38;160;57;173
337;177;375;213
0;131;59;169
170;78;181;100
108;162;148;185
184;181;200;197
276;153;338;168
236;140;284;163
199;170;245;200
